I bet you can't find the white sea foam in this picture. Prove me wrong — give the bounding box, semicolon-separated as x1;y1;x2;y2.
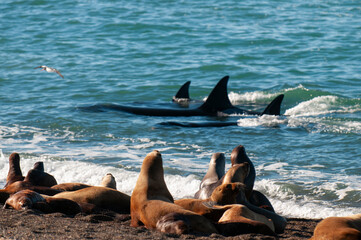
228;91;278;103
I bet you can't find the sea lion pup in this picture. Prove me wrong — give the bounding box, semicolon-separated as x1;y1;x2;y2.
194;152;225;199
52;186;131;214
175;183;243;221
101;173;116;189
310;214;361;240
4;153;24;188
131;150;218;235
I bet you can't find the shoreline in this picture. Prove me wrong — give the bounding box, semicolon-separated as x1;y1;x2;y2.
0;206;320;239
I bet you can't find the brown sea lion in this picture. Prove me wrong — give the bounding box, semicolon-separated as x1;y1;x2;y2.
194;153;225;199
52;186;130;214
51;182;91;191
4;153;24;188
175;183;244;221
310;214;361;240
218;204;275;233
101;173;116;189
0;181;62;204
3;189;45;210
130;150;218;235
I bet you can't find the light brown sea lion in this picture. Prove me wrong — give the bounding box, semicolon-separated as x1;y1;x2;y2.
310;214;361;240
218;204;275;233
130;150;218;235
52;186;130;214
3;189;45;210
194;153;225;199
4;153;24;188
101;173;116;189
175;183;244;221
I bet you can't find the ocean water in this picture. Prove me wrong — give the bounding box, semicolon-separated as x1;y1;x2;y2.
0;0;360;219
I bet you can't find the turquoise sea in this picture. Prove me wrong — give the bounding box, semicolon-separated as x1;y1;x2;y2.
0;0;360;218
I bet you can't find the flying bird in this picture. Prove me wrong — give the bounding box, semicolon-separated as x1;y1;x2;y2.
34;65;64;79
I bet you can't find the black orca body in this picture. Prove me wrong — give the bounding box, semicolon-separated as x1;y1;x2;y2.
81;76;284;117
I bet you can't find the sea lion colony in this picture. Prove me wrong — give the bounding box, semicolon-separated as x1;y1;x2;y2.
0;147;359;239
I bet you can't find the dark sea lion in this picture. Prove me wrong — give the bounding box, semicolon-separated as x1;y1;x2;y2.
175;183;243;222
231;145;275;211
310;214;361;240
230;145;255;197
194;152;225;199
3;189;45;210
130;150;218;235
24;168;57;188
32;161;44;172
4;153;24;188
52;186;130;214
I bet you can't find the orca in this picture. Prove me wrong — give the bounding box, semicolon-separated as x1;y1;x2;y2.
80;76;284;117
172;81;191;103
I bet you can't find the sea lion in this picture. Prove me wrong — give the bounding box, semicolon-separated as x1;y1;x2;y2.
194;152;225;199
24;168;57;188
3;189;45;210
4;153;24;188
3;189;81;215
230;145;255;197
32;161;44;172
130;150;218;235
310;214;361;240
52;186;130;214
175;183;243;221
0;181;62;204
218;204;275;233
231;145;275;211
51;183;91;191
101;173;116;189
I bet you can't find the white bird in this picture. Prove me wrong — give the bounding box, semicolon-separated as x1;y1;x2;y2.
34;65;64;79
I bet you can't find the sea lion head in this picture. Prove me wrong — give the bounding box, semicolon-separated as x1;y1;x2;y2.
230;145;250;166
101;173;117;189
32;162;44;172
4;189;45;210
210;182;245;205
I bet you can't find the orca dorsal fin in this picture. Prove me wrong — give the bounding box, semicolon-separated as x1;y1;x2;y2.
261;94;284;116
173;81;191;100
199;76;233;114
